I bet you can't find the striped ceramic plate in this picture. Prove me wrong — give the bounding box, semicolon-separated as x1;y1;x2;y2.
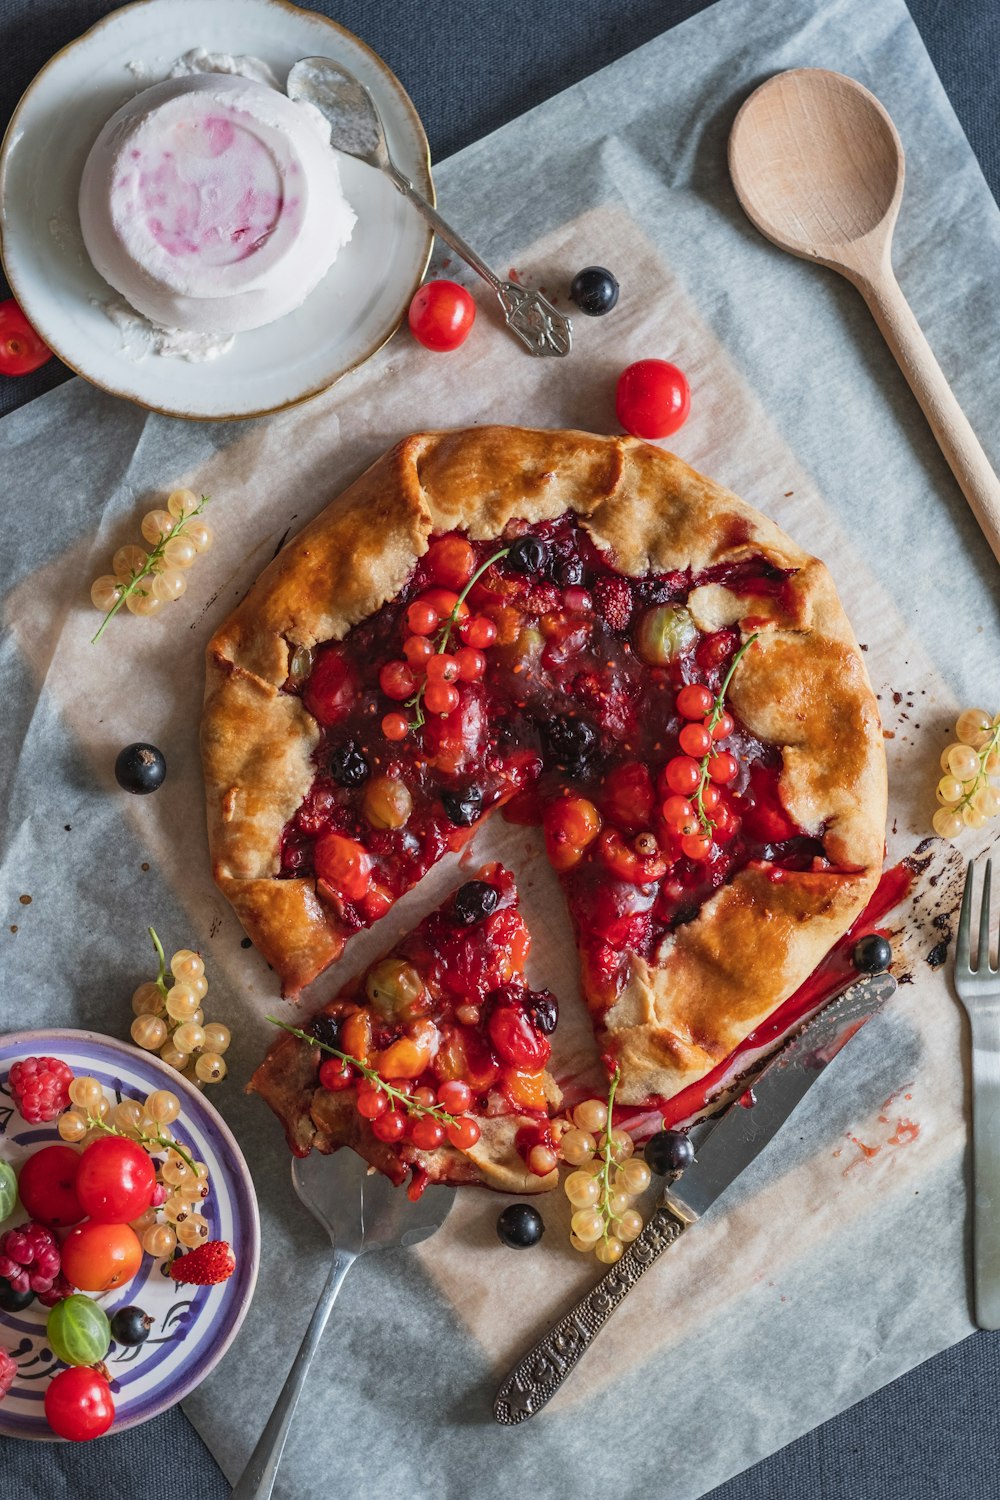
0;1029;259;1440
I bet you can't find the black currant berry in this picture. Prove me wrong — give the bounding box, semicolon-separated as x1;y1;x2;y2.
453;880;500;926
644;1129;695;1177
327;741;369;787
441;785;483;826
114;743;166;795
569;266;619;316
852;934;893;973
506;536;550;575
0;1276;34;1313
554;556;584;588
496;1203;545;1249
110;1305;154;1347
543;716;597;773
310;1014;343;1050
527;990;559;1035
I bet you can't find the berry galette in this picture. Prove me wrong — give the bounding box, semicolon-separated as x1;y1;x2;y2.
251;864;562;1193
203;426;886;1149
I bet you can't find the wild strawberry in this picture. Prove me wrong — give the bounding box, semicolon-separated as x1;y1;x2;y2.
0;1346;16;1400
594;576;633;632
8;1056;74;1123
169;1240;236;1286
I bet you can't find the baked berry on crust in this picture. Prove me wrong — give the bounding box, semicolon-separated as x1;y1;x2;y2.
203;427;886;1114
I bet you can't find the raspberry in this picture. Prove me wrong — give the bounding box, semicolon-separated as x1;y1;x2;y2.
0;1222;61;1295
8;1056;74;1123
0;1346;16;1400
36;1273;74;1308
594;576;633;632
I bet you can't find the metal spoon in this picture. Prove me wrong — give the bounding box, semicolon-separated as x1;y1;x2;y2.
231;1149;454;1500
729;67;1000;566
287;57;572;357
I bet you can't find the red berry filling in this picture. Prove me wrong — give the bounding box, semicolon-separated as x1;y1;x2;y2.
280;516;826;1013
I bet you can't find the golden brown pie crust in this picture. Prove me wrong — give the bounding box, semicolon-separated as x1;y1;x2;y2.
203;427;887;1113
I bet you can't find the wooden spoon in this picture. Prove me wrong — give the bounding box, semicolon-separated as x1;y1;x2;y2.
729;68;1000;566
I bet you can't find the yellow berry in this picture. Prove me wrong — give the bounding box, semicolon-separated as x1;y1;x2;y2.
570;1208;604;1243
68;1076;104;1111
615;1208;644;1242
142;1223;176;1258
595;1236;625;1265
161;1157;192;1187
172;1022;205;1055
141;509;176;545
573;1099;607;1133
114;1100;144;1132
560;1127;596;1166
159;1044;189;1071
57;1110;88;1142
202;1022;230;1055
956;709;992;746
167;488;200;520
91;575;123;612
125;588;163;617
113;545;149;581
974;784;1000;818
93;1095;111;1121
936;775;964;805
195;1051;227;1084
569;1232;591;1252
608;1128;634;1162
132;981;164;1016
131;1014;168;1051
166;984;201;1021
177;1213;210;1247
608;1191;632;1219
170;950;205;982
185;520;213;553
617;1158;652;1195
362;774;413;830
962;804;988;830
947;744;980;781
130;1207;157;1233
145;1089;181;1124
163;535;197;569
163;1194;191;1224
564;1171;601;1207
932;807;964;840
527;1143;556;1177
151;568;187;603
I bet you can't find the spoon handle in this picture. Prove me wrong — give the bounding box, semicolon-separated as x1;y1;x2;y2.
857;268;1000;566
231;1249;355;1500
384;163;503;293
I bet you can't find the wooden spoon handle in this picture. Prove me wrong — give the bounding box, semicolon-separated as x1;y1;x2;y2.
854;268;1000;565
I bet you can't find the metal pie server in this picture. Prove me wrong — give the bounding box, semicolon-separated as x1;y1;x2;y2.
494;968;898;1424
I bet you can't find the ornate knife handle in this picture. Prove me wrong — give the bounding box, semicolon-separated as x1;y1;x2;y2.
493;1203;689;1425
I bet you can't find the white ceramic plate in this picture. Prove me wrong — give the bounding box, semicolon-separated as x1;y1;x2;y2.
0;1029;260;1440
0;0;433;420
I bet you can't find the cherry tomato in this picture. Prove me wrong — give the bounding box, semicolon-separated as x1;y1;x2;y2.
408;280;476;352
75;1137;156;1224
0;297;53;376
61;1221;143;1293
44;1365;115;1442
16;1145;84;1227
615;359;690;440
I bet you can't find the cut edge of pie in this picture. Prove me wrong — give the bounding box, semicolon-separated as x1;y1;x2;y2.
203;426;887;1115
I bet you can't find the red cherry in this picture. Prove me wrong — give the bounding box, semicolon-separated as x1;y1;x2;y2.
676;684;714;720
425;535;476;589
314;832;373;902
382;712;409;741
487;999;552;1070
681;831;713;861
403;634;434;668
615;359;690;440
409;1116;447;1150
16;1145;84;1227
437;1079;473;1114
446;1116;482;1150
44;1366;115;1442
707;751;738;784
408;280;476;352
678;723;712;757
379;659;418;701
460;614;497;648
356;1085;388;1120
0;298;53;376
424;679;459;715
75;1137;156;1224
711;711;735;741
371;1110;406;1143
302;648;355;726
426;653;460;682
406;599;440;636
664;756;701;795
319;1057;354;1091
454;646;486;681
696;629;738;671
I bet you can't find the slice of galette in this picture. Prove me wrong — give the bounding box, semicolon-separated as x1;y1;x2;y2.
250;864;562;1195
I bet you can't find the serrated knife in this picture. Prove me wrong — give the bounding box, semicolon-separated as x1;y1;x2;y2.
493;969;897;1425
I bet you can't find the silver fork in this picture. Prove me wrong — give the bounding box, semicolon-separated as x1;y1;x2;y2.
955;857;1000;1328
231;1151;455;1500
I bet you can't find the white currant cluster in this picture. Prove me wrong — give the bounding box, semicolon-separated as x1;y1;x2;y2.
558;1085;650;1265
90;489;213;637
932;708;1000;840
129;933;231;1089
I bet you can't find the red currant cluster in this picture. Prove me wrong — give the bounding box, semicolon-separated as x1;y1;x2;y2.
378;536;502;739
319;1050;483;1150
660;681;739;860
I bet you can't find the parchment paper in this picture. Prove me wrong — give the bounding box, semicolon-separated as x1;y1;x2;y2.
3;0;1000;1494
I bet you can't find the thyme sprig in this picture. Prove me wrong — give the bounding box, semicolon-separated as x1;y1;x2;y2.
83;1111;197;1175
91;494;211;644
405;546;510;731
266;1017;460;1126
694;632;759;831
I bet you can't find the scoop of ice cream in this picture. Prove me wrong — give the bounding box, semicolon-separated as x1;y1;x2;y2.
78;73;355;337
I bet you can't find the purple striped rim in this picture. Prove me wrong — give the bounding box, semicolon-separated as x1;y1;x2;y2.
0;1029;259;1439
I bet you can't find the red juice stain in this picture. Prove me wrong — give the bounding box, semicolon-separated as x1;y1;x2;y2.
889;1119;920;1146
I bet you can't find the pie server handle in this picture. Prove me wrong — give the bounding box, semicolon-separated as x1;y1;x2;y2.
493;1202;691;1424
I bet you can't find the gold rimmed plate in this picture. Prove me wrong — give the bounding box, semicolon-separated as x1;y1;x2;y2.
0;0;433;421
